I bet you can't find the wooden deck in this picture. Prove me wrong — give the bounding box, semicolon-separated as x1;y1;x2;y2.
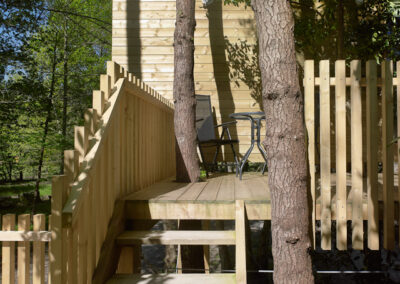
124;173;271;220
123;172;399;221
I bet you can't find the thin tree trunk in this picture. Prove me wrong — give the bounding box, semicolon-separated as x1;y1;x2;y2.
251;1;314;283
173;0;200;183
60;18;69;174
173;0;204;272
33;38;58;214
7;159;12;182
336;0;345;59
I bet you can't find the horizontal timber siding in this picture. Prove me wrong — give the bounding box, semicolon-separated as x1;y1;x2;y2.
112;0;264;162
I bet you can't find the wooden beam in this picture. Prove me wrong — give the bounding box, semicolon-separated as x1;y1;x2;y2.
116;230;236;245
0;231;51;242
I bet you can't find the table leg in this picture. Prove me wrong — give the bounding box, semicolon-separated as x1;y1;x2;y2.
256;119;268;174
239;143;255;180
239;120;256;180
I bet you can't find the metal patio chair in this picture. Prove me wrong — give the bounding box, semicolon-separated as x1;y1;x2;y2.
195;95;239;177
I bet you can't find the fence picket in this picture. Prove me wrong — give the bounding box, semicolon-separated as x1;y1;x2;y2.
74;126;88;167
18;214;31;284
87;180;95;283
320;60;331;250
304;60;316;248
350;60;363;250
366;60;379;250
33;214;45;284
335;60;347;250
382;60;395;250
77;217;87;284
2;214;15;284
51;176;67;284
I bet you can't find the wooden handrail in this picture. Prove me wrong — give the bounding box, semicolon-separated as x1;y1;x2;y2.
62;63;175;226
63;78;126;224
52;61;176;282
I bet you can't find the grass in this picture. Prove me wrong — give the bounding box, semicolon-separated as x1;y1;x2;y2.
0;180;52;216
0;181;52;197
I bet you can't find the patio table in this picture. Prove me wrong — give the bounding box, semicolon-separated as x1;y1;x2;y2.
229;111;268;180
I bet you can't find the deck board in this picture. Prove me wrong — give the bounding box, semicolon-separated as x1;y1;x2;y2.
124;173;270;203
196;176;223;201
177;182;208;201
155;183;193;201
216;175;235;201
123;172;399;221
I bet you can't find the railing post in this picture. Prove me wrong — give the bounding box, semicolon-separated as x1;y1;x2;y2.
304;60;316;249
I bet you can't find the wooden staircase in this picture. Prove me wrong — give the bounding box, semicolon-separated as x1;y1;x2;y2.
102;200;248;284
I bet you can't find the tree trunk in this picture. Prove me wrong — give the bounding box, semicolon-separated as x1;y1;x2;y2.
60;18;69;174
33;38;58;214
251;1;314;283
173;0;204;272
173;0;200;183
336;0;345;59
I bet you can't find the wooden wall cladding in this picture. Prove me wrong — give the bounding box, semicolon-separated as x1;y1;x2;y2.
112;0;263;162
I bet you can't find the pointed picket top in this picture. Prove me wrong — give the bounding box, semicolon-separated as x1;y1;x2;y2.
107;61;120;85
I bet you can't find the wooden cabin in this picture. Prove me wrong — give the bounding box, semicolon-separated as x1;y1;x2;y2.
112;0;262;163
2;1;400;284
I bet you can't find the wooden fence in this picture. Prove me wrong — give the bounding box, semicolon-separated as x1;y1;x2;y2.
305;59;400;251
49;62;175;283
1;214;51;284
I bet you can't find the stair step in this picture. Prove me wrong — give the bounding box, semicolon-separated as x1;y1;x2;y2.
107;273;236;284
117;230;236;245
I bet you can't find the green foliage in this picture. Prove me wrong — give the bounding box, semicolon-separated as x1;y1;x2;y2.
224;0;251;7
223;0;400;105
0;0;45;64
0;0;111;186
294;0;400;61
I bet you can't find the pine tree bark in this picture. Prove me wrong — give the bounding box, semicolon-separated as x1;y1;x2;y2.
173;0;200;183
251;1;314;283
173;0;204;272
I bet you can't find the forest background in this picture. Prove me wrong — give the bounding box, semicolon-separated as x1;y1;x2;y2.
0;0;399;214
